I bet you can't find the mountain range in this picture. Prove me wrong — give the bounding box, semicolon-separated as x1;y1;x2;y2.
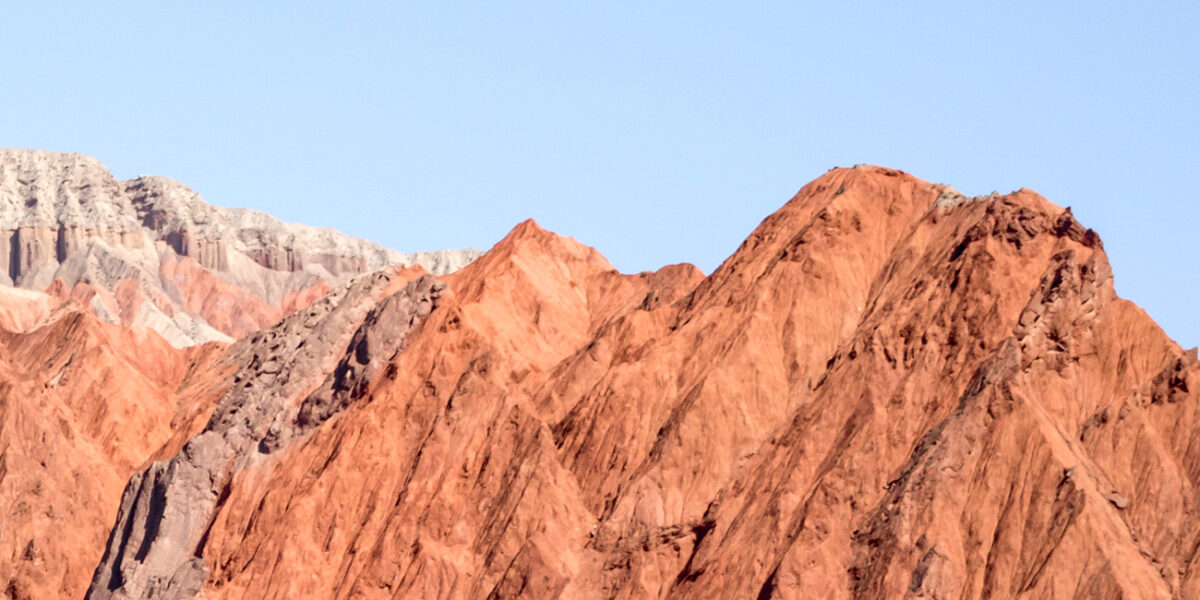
0;149;479;346
0;156;1196;599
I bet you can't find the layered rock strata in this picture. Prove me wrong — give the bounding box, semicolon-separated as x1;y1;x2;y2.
0;149;480;345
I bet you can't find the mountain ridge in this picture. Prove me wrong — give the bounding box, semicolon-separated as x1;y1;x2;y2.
2;164;1196;599
0;148;481;345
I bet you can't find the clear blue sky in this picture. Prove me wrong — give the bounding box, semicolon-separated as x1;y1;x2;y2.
3;3;1197;348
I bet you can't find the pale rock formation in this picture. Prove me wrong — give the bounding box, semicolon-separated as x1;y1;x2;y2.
0;149;480;345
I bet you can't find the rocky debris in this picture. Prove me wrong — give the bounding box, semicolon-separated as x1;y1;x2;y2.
934;187;969;207
0;148;481;345
1107;492;1130;510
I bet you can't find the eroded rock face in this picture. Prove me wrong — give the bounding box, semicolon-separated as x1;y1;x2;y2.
0;149;481;346
4;164;1196;599
86;269;444;599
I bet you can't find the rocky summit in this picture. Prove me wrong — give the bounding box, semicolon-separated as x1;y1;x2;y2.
1;164;1196;599
0;149;480;346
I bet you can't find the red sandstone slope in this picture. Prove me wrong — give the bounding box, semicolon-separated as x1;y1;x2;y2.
0;266;433;599
0;304;231;600
5;165;1196;599
187;223;703;599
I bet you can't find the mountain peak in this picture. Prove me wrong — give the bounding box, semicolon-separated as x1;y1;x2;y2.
508;217;547;237
454;217;614;285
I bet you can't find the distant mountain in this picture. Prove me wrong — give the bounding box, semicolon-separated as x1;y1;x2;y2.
0;149;480;345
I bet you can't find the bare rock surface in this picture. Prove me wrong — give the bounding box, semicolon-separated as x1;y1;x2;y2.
86;267;443;599
0;301;229;600
3;163;1197;599
160;167;1194;599
0;149;480;346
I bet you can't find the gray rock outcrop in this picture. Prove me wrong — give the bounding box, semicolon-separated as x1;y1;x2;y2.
86;270;446;599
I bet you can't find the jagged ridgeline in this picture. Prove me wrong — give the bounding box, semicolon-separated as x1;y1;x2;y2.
0;149;480;346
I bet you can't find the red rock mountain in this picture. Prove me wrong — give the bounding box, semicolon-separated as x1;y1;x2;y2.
2;165;1196;599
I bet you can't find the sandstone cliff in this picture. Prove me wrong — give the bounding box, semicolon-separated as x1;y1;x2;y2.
0;149;480;346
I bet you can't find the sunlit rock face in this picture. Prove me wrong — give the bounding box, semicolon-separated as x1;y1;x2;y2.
0;148;481;346
2;162;1195;599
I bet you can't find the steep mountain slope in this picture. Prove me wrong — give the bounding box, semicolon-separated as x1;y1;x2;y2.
0;303;231;600
0;149;480;346
7;164;1195;599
